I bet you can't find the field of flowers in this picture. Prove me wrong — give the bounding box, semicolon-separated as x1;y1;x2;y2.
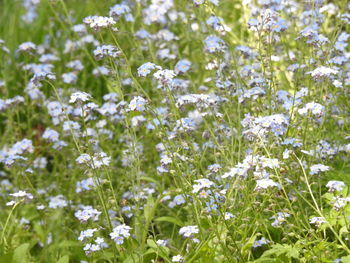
1;0;350;262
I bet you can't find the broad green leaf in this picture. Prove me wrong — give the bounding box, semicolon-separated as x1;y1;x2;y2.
57;255;69;263
241;233;258;255
260;244;300;260
144;195;155;223
147;239;158;249
12;243;30;263
123;253;141;263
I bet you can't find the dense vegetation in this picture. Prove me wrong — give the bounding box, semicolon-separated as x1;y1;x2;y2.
1;0;350;262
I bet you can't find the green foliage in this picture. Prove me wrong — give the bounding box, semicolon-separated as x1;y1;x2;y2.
0;0;350;262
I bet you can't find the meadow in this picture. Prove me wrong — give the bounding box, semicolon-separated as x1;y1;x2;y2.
0;0;350;262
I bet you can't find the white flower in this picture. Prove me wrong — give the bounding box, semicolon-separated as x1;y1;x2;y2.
326;181;345;192
309;217;326;226
298;102;325;117
153;69;176;84
307;66;338;80
179;225;199;238
93;45;120;59
69;92;92;103
255;179;280;190
83;16;116;29
156;239;167;247
172;255;183;262
224;212;235;220
9;190;33;200
192;179;214;193
78;228;98;241
18;42;37;52
309;164;330;175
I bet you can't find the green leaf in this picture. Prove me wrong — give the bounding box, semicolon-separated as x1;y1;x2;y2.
147;239;158;249
241;234;258;255
342;255;350;263
154;216;183;226
123;253;141;263
57;255;69;263
340;226;349;237
144;195;155;223
260;244;300;260
12;243;30;263
144;243;171;262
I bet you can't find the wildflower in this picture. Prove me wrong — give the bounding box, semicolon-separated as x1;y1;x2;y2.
109;4;132;20
309;164;330;175
39;54;59;63
309;217;326;227
255;179;280;190
193;0;204;5
135;29;152;39
9;139;34;155
192;179;214;193
175;117;197;132
307;66;338;80
69;92;92;104
30;71;56;85
109;224;132;244
153;69;176;85
76;178;98;193
155;239;167;247
18;41;37;53
93;45;120;59
332;197;350;210
326;181;345;192
204;35;226;53
82;237;109;254
206;197;218;212
47;101;63;117
75;206;101;223
78;228;98;242
63;121;81;131
271;212;290;227
129;96;147;111
83;16;116;30
173;194;186;205
298;102;325;117
172;255;184;262
252;237;270;248
48;195;68;209
62;72;77;84
138;62;159;77
92;152;111;169
7;190;33;206
174;59;191;74
224;212;235;220
208;164;222;173
179;225;199;238
93;66;110;76
72;24;87;35
33;157;47;169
